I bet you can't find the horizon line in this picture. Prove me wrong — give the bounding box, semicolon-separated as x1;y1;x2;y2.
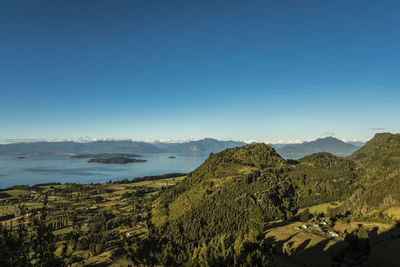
0;136;372;145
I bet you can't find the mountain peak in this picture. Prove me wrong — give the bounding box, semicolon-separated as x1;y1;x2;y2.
210;143;285;167
189;143;286;180
277;136;359;159
350;132;400;162
313;136;346;144
158;142;295;225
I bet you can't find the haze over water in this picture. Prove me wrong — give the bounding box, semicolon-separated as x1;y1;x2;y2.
0;153;207;189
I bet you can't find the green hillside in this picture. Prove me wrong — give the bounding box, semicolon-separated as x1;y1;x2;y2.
288;152;360;208
150;134;400;265
2;133;400;266
350;133;400;180
151;144;368;265
349;133;400;212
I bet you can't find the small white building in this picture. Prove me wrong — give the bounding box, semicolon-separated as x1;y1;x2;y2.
329;231;339;237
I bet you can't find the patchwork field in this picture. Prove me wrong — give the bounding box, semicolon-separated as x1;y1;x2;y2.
0;176;186;265
1;175;400;266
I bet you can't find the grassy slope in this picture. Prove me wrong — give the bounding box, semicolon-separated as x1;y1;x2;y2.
2;133;400;266
266;219;399;267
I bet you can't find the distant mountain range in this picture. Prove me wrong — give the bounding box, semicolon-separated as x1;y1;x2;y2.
0;137;364;157
154;138;246;154
0;138;247;155
0;140;162;155
274;136;362;159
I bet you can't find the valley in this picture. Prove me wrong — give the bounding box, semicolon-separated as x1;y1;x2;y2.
0;133;399;266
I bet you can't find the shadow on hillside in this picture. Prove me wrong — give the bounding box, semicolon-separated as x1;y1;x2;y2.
266;222;400;267
0;192;12;199
265;220;291;231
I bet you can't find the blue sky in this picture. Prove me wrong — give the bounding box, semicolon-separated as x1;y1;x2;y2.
0;0;399;143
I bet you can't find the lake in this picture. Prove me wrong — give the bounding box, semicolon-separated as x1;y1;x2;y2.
0;153;209;189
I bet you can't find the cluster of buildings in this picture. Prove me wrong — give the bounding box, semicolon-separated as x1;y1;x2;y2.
295;217;340;238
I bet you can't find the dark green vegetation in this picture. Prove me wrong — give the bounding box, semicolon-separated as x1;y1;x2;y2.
74;153;146;164
151;133;400;266
1;133;399;266
88;157;146;164
288;152;359;208
0;196;68;266
349;133;400;213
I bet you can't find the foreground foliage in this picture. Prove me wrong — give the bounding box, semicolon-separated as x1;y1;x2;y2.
0;133;400;266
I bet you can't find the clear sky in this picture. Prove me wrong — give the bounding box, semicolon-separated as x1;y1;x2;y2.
1;0;399;143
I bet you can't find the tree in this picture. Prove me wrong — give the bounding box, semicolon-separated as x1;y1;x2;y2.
299;208;311;222
29;195;68;266
0;195;68;266
0;222;29;266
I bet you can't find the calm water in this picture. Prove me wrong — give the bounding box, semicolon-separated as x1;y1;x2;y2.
0;153;208;189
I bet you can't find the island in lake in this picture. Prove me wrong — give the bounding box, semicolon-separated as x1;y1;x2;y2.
88;157;147;164
72;153;142;159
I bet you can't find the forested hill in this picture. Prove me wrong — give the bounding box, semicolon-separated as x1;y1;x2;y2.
145;133;400;265
155;141;366;229
151;143;297;265
348;133;400;212
154;142;362;230
1;133;399;266
149;143;359;264
349;132;400;178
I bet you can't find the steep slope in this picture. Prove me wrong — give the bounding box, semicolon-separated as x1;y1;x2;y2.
288;152;360;208
156;144;364;230
148;135;400;265
348;133;400;212
155;144;296;242
349;133;400;180
277;137;360;159
151;143;366;265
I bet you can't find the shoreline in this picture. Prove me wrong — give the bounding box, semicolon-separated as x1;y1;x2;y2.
0;172;188;191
